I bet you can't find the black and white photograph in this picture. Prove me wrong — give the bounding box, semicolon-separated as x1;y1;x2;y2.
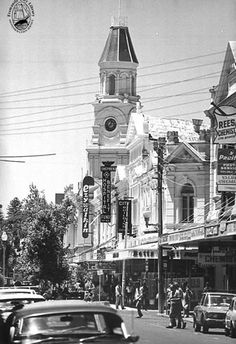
1;1;236;343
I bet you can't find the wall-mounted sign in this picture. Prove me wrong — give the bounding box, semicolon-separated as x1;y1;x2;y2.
100;161;116;223
205;225;219;237
217;148;236;192
82;176;94;238
198;253;236;265
213;105;236;144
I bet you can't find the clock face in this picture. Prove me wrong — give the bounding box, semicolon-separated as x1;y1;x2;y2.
105;118;117;132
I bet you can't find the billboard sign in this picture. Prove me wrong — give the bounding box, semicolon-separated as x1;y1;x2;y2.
217;148;236;192
213;105;236;144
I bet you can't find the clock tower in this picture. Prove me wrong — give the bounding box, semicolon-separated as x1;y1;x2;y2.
87;17;140;178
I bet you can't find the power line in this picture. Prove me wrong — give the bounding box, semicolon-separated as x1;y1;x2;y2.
138;61;222;78
143;97;210;112
0;111;92;127
0;106;91;123
0;125;93;136
0;53;224;99
0;154;56;158
0;95;210;131
139;51;224;70
0;117;93;132
0;159;25;163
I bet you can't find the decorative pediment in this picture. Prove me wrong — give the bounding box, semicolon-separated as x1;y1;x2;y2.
166;142;205;164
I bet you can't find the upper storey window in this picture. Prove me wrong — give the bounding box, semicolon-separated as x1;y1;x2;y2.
181;183;194;223
108;75;115;95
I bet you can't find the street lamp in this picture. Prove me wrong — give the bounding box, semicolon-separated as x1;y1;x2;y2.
1;231;8;281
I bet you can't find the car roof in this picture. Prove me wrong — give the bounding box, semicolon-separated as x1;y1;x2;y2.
0;288;35;293
203;292;236;295
0;293;45;301
13;300;118;318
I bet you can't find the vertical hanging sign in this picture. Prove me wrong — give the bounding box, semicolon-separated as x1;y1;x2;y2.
118;200;132;236
100;161;116;223
82;176;94;238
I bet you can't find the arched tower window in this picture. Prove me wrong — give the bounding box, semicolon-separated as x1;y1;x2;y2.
181;183;194;223
108;74;115;95
119;73;128;95
131;75;136;95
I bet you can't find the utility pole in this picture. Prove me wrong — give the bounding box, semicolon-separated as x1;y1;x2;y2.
121;199;129;308
153;137;166;314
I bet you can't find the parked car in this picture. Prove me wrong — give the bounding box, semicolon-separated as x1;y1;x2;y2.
5;299;139;344
193;291;236;333
0;287;36;295
225;296;236;337
0;293;45;321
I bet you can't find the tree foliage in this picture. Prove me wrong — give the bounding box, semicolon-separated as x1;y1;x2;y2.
5;184;77;286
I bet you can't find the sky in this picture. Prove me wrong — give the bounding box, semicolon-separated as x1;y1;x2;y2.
0;0;236;214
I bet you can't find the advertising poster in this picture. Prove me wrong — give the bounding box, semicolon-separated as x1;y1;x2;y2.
217;148;236;192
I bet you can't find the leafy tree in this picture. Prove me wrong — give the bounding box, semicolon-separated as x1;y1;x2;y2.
3;183;80;287
5;198;23;271
25;206;69;284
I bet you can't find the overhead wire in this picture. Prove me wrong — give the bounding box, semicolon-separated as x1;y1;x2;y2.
0;52;223;133
0;50;224;98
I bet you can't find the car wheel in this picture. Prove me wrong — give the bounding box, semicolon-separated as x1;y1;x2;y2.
229;322;236;338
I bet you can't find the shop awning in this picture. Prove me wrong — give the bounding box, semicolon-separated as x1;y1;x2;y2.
106;242;159;261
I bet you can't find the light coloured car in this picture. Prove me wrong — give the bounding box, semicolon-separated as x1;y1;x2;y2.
225;296;236;337
6;299;139;344
0;287;36;295
193;291;236;333
0;293;45;321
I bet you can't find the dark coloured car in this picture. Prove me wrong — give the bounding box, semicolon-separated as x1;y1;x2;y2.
193;291;236;333
6;299;139;343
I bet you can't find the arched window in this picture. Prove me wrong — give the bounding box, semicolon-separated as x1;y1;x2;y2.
119;73;128;95
108;75;115;95
131;75;135;95
181;183;194;223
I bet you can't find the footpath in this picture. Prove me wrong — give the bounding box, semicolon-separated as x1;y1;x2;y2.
110;304;194;325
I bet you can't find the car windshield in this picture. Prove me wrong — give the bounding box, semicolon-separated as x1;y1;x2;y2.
19;312;124;338
209;294;234;307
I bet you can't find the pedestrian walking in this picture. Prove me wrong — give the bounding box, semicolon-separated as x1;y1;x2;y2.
142;281;149;311
182;281;193;317
84;279;95;301
203;281;211;292
115;282;123;310
125;278;134;306
166;282;186;329
134;281;144;318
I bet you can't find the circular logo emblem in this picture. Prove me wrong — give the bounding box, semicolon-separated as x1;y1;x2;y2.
8;0;34;33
